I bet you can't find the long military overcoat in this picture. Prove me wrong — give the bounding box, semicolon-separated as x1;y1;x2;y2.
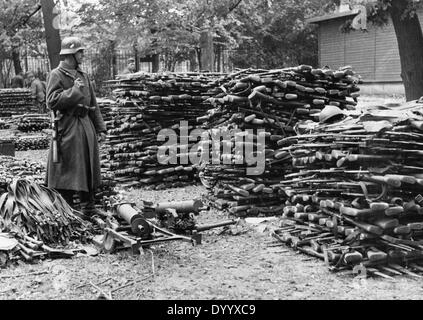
45;61;106;192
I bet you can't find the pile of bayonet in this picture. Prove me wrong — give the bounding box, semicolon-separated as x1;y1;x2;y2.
199;65;362;217
0;179;95;267
0;89;36;117
271;101;423;279
100;72;226;189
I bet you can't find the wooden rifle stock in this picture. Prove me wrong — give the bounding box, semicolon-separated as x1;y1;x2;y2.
51;110;60;163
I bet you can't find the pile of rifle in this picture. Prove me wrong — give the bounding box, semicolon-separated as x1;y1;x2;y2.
0;119;10;130
200;65;362;217
17;114;50;132
95;170;118;208
15;135;50;151
272;104;423;278
0;156;45;194
100;72;226;189
0;89;36;117
97;98;119;130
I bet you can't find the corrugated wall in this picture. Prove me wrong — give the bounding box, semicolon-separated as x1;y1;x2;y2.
318;9;423;82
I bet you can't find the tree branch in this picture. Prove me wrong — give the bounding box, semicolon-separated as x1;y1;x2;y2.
228;0;243;14
10;4;42;31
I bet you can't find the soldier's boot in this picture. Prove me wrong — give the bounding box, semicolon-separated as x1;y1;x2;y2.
80;191;108;218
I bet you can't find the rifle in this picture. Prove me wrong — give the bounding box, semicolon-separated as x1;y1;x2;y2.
50;110;62;163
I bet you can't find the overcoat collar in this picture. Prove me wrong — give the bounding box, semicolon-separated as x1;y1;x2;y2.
58;61;85;78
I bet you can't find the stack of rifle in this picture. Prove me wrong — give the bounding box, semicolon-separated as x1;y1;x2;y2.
97;98;119;129
15;135;50;151
0;89;36;117
0;156;45;194
201;65;360;128
200;65;362;217
272;104;423;278
95;170;118;208
107;72;224;127
99;72;225;189
17;114;50;132
0;119;10;130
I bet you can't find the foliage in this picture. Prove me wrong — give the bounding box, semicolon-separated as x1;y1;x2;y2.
0;0;44;87
229;0;336;69
74;0;337;71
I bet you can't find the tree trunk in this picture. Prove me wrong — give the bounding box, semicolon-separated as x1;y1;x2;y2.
40;0;61;69
152;54;160;73
199;30;214;72
110;40;117;78
133;45;139;72
12;49;22;76
0;60;4;88
196;48;202;71
189;50;198;72
216;44;221;72
390;0;423;101
171;59;177;72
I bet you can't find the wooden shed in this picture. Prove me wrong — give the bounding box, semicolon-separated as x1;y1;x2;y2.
307;7;423;95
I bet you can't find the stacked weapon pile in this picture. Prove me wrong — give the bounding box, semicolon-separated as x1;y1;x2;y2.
199;65;361;217
0;156;45;194
17;114;50;132
100;72;225;189
0;119;10;130
97;98;119;130
95;170;118;208
0;179;94;267
15;135;50;151
271;103;423;278
0;89;37;117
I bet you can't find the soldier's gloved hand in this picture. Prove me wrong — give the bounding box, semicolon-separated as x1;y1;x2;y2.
74;78;85;89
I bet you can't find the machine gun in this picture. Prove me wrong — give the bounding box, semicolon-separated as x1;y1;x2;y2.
93;199;239;254
155;200;238;244
95;201;197;255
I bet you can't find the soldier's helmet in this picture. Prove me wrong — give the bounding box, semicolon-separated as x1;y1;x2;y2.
319;105;344;123
59;36;85;55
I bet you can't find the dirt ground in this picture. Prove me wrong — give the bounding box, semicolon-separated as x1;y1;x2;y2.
2;94;423;301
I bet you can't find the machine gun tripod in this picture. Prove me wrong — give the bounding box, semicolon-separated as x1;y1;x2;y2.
96;202;197;255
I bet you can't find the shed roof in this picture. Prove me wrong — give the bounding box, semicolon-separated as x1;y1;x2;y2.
306;9;360;24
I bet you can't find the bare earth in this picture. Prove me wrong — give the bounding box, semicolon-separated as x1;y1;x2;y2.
2;94;422;301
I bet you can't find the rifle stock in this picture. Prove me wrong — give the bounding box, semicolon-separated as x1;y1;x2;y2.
51;110;60;163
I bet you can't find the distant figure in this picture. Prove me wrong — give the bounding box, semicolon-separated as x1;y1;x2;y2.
121;58;136;74
10;72;25;88
27;71;46;113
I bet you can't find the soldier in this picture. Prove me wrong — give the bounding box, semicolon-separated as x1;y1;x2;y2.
10;71;25;88
121;58;136;74
26;71;46;113
45;36;107;216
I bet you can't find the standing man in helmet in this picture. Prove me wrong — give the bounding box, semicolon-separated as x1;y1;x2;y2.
121;58;136;75
45;36;107;216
